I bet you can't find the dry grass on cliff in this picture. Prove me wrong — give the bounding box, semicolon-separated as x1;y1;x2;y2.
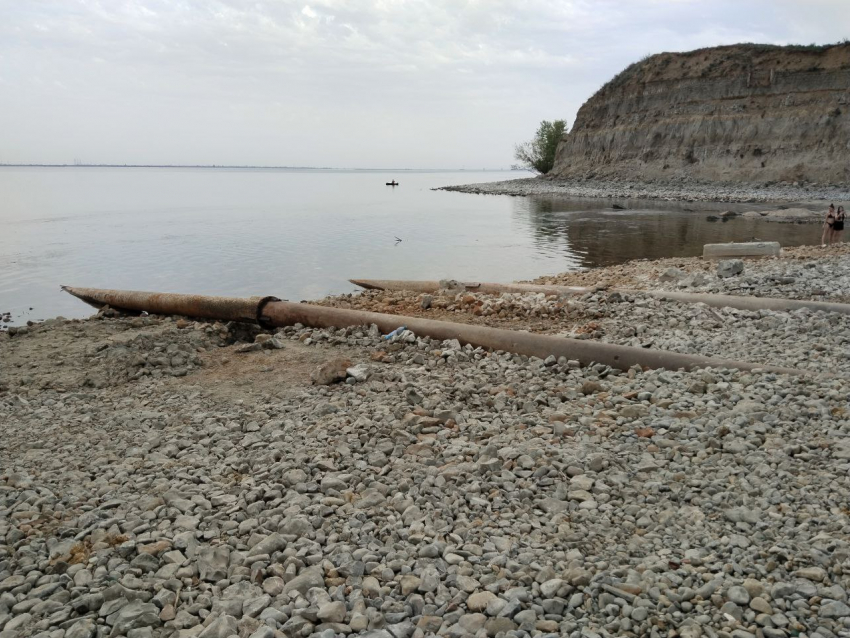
598;41;850;96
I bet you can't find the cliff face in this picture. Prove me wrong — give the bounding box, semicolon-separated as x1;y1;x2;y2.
551;43;850;184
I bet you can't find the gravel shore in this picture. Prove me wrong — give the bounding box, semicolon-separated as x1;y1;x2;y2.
437;177;850;205
2;246;850;638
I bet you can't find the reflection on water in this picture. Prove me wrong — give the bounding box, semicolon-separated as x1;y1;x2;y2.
0;168;823;325
513;196;820;267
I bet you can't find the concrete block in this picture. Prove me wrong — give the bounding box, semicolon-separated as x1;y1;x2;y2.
703;242;780;259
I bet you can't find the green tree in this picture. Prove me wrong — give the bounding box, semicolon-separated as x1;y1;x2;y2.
513;120;567;174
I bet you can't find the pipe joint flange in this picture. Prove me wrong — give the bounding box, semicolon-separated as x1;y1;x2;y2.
257;296;281;328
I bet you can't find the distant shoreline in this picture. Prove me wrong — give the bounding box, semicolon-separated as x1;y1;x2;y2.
0;164;518;172
437;177;850;205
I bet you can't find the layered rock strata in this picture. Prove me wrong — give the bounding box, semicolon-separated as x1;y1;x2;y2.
551;43;850;184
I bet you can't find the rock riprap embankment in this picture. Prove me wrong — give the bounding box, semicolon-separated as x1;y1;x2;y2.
535;244;850;303
1;289;849;638
649;252;850;303
561;290;849;374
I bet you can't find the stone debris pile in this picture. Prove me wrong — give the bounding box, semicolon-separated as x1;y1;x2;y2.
0;314;265;394
319;290;584;333
654;253;850;303
538;245;850;304
565;291;849;374
2;300;849;638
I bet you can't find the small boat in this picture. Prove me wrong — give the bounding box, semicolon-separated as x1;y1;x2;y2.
386;181;398;186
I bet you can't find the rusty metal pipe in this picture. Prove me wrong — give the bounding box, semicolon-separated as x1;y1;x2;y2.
349;279;850;316
350;279;593;295
640;290;850;316
260;301;803;375
61;286;278;324
63;286;806;375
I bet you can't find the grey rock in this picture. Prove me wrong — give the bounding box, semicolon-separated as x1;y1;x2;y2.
727;586;751;605
631;607;648;621
659;267;686;282
242;595;271;618
513;609;537;625
484;617;517;636
279;517;313;537
794;567;827;582
198;614;238;638
65;620;96;638
197;546;230;582
820;601;850;618
317;601;346;623
282;567;324;597
497;598;522;619
717;259;744;278
418;568;439;593
346;364;370;382
236;342;263;353
749;597;772;614
247;532;287;556
109;601;160;637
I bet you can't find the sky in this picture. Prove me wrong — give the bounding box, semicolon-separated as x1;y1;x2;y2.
1;0;848;168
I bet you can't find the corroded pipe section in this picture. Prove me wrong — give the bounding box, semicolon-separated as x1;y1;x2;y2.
349;279;850;316
350;279;592;295
644;290;850;316
260;300;803;375
352;279;448;293
61;286;277;324
62;286;807;375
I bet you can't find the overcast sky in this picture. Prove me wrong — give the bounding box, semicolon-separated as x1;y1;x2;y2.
1;1;847;168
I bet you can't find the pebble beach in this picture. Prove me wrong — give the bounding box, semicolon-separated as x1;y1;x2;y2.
2;245;850;638
438;177;850;206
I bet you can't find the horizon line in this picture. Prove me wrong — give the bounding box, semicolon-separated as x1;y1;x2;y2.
0;163;524;172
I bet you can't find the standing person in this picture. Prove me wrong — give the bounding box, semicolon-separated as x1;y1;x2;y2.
822;204;836;246
833;205;846;244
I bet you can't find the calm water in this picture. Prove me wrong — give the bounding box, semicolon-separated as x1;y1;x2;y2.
0;167;821;325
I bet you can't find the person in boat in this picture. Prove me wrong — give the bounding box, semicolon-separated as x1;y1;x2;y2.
822;204;836;246
833;205;845;244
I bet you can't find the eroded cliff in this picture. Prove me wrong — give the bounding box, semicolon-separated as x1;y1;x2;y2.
551;43;850;184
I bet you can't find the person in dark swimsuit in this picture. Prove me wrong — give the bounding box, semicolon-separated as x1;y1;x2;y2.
822;204;836;246
833;205;846;243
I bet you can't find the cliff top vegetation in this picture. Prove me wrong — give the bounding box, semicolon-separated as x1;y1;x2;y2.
599;40;850;96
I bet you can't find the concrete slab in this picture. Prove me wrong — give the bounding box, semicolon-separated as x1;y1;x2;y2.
703;242;781;259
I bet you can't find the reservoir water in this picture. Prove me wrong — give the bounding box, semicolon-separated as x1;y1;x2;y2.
0;167;822;325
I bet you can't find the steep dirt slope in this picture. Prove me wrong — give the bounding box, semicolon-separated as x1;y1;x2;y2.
551;43;850;184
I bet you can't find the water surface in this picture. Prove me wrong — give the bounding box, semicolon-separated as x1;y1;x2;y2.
0;168;821;324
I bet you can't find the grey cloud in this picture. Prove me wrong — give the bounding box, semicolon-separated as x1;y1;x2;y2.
0;0;846;166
